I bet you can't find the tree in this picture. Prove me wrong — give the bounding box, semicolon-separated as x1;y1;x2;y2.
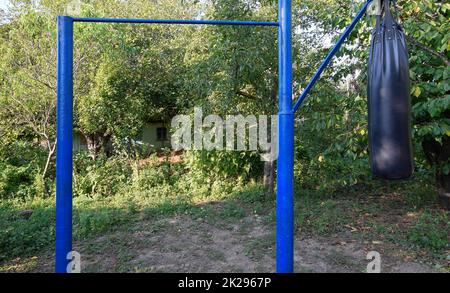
0;8;61;194
182;0;281;196
399;1;450;197
73;0;196;159
292;0;450;199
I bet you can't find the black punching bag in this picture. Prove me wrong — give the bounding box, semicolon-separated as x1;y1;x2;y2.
368;0;413;179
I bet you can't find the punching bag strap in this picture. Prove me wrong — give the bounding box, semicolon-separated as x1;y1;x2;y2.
375;14;382;31
374;15;382;43
390;0;403;29
383;0;402;26
373;1;385;44
383;0;396;40
383;0;395;26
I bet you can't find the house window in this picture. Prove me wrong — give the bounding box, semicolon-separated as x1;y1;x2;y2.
156;127;168;141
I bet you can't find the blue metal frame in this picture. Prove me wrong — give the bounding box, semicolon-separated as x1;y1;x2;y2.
276;0;294;273
293;0;372;112
56;0;371;273
56;16;74;274
73;18;279;26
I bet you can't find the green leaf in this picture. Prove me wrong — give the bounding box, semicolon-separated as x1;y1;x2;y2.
412;86;422;97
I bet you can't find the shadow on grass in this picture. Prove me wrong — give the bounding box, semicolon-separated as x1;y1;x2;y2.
0;183;269;267
1;177;447;271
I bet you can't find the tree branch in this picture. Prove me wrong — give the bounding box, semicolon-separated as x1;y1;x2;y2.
236;90;261;101
405;34;450;66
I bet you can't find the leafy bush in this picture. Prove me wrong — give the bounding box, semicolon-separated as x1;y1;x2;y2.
73;153;132;198
0;142;47;199
295;146;370;192
185;150;263;181
132;159;172;191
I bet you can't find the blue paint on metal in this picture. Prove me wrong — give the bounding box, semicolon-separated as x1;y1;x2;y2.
73;18;279;26
55;16;74;273
55;14;277;275
55;0;371;274
292;0;372;112
276;0;295;273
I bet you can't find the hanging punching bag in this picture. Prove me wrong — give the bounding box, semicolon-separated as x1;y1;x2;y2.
368;0;413;179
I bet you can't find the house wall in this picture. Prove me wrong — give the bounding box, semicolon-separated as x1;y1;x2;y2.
72;123;171;152
73;132;88;152
138;122;171;149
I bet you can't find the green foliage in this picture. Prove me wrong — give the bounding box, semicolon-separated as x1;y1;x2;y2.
73;153;132;198
0;0;449;269
185;150;263;181
0;142;48;199
220;202;246;219
293;0;450;187
132;158;174;191
401;178;439;209
294;84;370;190
183;0;278;115
2;0;447;195
408;211;449;252
296;154;369;191
74;206;130;239
0;152;265;263
402;0;450;175
0;200;55;262
294;190;351;235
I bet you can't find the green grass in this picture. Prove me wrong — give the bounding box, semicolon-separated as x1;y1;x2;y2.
0;198;55;262
407;211;449;252
0;172;265;265
244;232;275;261
0;162;448;271
293;189;352;235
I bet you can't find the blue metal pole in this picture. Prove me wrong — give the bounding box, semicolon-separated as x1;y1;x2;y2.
55;16;74;273
292;0;372;112
73;18;279;26
277;0;294;273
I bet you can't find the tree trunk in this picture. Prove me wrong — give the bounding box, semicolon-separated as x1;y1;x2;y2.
437;171;450;210
263;79;278;199
103;134;113;157
422;136;450;209
42;139;56;196
85;134;102;161
264;161;275;198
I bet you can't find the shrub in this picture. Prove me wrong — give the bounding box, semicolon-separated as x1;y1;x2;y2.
184;150;263;181
73;153;132;198
0;142;47;199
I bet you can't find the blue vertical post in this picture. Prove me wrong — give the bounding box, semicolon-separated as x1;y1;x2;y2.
277;0;294;273
56;16;74;273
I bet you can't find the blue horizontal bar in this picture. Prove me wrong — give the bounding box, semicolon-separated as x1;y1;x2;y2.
292;0;371;113
73;17;279;26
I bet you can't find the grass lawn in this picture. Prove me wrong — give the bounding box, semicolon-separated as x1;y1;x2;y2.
0;172;448;273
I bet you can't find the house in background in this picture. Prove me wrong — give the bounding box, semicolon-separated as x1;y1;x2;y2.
73;131;88;152
73;122;171;152
136;121;171;150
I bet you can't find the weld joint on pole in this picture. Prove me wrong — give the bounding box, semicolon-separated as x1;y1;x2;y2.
58;15;74;21
278;111;294;116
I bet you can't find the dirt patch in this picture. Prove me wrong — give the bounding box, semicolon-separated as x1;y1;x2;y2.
115;216;272;273
17;214;438;273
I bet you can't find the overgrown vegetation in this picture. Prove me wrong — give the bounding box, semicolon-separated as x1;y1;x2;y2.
0;0;448;271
